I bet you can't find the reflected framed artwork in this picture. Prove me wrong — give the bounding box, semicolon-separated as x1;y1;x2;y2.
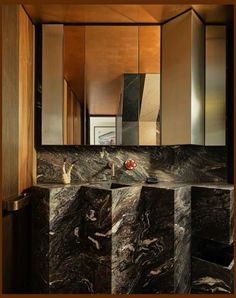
94;126;116;145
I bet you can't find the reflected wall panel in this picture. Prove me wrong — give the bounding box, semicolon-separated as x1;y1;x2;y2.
42;25;64;144
139;74;160;145
85;26;139;116
161;10;204;145
139;26;160;74
64;26;85;105
205;26;226;146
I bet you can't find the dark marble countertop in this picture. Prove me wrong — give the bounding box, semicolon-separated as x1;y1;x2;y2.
32;181;234;190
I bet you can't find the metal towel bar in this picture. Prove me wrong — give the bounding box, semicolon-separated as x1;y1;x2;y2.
3;193;31;212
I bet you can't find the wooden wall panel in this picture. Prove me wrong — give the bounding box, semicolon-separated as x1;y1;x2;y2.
18;6;35;193
2;5;19;199
85;26;138;115
2;5;35;198
73;96;81;144
64;26;85;105
139;26;160;73
67;87;74;144
63;79;68;144
2;5;35;294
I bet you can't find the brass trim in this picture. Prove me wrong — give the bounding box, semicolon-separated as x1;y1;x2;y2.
3;193;31;212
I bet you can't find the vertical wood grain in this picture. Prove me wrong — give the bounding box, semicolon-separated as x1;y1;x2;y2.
67;86;74;144
2;5;35;293
18;6;35;193
74;98;81;144
63;79;68;144
139;26;160;73
2;5;35;198
2;5;19;199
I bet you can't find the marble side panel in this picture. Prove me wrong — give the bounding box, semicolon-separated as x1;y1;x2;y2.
191;185;234;244
31;186;50;293
37;145;227;184
31;185;85;293
49;185;112;294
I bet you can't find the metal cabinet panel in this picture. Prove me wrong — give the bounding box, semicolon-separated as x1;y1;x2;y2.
161;10;205;145
205;26;226;146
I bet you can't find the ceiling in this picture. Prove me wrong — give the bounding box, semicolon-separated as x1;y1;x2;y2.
24;4;233;24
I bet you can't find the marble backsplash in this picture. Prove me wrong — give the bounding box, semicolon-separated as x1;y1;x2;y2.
37;145;228;184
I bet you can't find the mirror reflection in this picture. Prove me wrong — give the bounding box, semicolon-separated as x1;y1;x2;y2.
85;26;160;146
42;25;161;145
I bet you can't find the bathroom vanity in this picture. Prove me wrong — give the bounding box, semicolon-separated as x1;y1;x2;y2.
30;180;233;294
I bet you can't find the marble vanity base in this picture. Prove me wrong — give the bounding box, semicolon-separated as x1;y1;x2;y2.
31;182;191;294
191;237;234;294
115;185;192;294
191;184;234;244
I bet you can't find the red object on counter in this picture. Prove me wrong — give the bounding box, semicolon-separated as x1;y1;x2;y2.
124;159;137;170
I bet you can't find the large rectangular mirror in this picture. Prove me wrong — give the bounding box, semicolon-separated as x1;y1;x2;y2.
41;14;226;146
42;24;161;145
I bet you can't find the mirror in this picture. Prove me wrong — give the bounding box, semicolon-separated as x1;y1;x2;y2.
41;19;226;146
42;24;161;145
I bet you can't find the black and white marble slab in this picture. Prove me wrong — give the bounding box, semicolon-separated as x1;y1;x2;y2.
191;184;234;244
31;184;82;293
31;182;192;294
122;184;192;294
37;145;227;184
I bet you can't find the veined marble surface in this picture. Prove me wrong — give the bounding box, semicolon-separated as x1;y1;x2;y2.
191;237;234;296
31;181;234;294
31;182;192;294
37;145;227;184
191;185;234;244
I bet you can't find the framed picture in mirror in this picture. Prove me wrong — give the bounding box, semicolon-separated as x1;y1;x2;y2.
94;126;116;145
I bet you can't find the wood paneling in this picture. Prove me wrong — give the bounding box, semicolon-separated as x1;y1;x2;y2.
84;25;160;115
23;5;134;24
2;5;35;294
74;98;82;144
63;79;68;144
23;4;233;25
107;5;156;22
2;5;19;199
19;6;35;193
67;88;74;145
139;26;160;73
85;26;138;115
2;5;35;198
64;26;85;104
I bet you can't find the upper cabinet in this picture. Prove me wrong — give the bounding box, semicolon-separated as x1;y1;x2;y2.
40;9;226;146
